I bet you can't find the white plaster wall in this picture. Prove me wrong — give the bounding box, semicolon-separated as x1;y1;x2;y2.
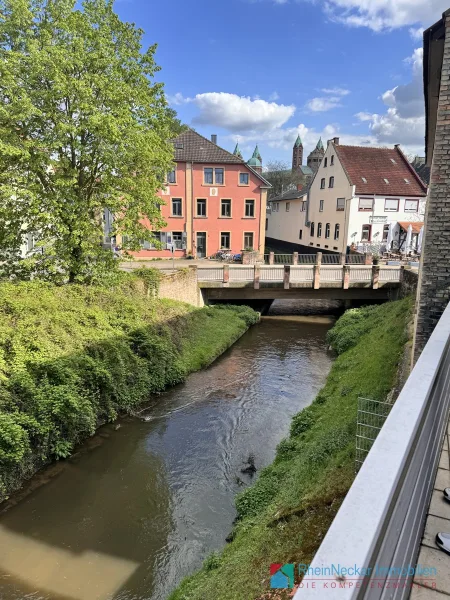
307;142;353;253
347;196;426;247
266;197;307;245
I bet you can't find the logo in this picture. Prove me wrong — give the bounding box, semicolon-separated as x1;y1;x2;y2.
270;563;295;589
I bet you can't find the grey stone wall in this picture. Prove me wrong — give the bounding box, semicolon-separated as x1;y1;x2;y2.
400;269;419;299
158;267;203;307
415;14;450;358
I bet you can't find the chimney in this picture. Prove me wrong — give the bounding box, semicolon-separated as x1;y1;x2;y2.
211;134;217;145
297;183;303;191
333;137;340;145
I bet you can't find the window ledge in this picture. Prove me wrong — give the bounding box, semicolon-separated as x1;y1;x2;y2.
219;216;232;219
170;215;184;218
194;216;207;219
242;217;256;219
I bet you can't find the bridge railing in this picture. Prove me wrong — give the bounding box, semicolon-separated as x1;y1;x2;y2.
197;265;403;288
295;302;450;600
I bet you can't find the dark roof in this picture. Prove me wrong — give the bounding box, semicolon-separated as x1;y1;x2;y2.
334;144;427;197
171;129;271;187
172;129;245;164
411;158;431;184
269;185;309;202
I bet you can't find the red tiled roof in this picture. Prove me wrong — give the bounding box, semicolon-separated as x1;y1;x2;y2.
334;145;427;197
398;221;424;233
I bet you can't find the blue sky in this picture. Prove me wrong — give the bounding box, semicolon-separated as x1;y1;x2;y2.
115;0;446;165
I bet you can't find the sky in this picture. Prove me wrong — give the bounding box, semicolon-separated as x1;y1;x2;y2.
114;0;447;166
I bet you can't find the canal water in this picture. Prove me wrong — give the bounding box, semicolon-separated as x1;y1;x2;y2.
0;309;334;600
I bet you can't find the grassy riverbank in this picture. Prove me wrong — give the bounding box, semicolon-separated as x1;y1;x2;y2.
0;278;258;502
170;297;413;600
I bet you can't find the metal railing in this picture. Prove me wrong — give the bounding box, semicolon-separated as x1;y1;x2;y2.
295;302;450;600
197;265;403;287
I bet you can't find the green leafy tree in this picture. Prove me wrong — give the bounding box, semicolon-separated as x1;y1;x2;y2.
0;0;177;283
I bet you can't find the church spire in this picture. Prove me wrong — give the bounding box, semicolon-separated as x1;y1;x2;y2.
292;134;303;171
247;145;262;173
316;137;324;151
233;143;243;159
294;134;303;148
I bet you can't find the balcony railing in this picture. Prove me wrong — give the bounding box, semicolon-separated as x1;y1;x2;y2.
295;301;450;600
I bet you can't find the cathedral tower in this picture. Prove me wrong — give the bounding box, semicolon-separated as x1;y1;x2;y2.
292;134;303;171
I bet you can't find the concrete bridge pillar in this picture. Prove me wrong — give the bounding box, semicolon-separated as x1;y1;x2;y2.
269;252;274;265
283;265;290;290
314;252;322;289
372;265;380;289
223;264;229;283
293;252;298;265
254;265;260;290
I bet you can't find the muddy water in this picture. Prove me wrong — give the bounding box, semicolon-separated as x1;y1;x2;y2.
0;312;333;600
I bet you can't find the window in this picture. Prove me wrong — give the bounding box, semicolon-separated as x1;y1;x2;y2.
320;178;326;189
172;231;183;249
385;198;399;212
325;223;330;239
204;168;213;184
319;200;324;212
286;202;290;212
221;199;231;217
221;232;230;249
382;224;390;241
334;224;340;240
265;218;268;231
167;168;176;184
317;222;322;237
310;222;315;236
361;177;367;183
361;224;372;241
329;176;334;188
383;178;389;184
390;158;397;164
204;167;224;185
244;232;254;249
276;202;280;212
142;231;165;249
336;198;345;211
215;168;224;185
359;198;373;211
197;199;207;217
404;178;410;184
171;198;182;216
245;199;255;217
240;172;249;185
299;229;303;240
331;155;334;165
324;157;328;167
405;199;419;212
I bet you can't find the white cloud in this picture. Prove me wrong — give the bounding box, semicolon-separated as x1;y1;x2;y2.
409;26;424;40
322;0;447;32
305;96;343;112
321;87;350;96
168;92;296;132
167;92;190;106
269;91;280;101
354;47;425;153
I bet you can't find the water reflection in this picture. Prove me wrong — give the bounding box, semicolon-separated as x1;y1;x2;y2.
0;315;333;600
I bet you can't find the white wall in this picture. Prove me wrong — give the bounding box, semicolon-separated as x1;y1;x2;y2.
307;142;353;253
266;197;308;245
347;196;426;247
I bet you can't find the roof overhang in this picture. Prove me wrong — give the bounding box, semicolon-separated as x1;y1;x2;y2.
424;15;446;167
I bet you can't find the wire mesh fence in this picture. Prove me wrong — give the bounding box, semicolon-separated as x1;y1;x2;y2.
356;397;393;472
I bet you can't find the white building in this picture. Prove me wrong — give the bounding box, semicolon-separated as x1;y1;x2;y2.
267;138;427;255
266;185;308;248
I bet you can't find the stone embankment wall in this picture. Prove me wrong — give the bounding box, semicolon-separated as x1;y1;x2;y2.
400;269;419;299
158;267;203;307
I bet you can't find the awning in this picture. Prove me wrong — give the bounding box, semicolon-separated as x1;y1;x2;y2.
398;221;424;234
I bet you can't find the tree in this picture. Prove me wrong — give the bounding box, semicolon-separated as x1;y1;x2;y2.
0;0;177;283
264;160;305;199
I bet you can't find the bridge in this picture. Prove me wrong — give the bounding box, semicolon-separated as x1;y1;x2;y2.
295;302;450;600
196;263;405;302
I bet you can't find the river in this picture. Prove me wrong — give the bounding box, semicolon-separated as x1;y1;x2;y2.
0;308;334;600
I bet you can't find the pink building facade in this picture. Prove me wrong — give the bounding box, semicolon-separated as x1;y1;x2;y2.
131;130;270;259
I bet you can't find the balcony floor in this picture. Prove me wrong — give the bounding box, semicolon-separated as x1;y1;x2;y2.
411;420;450;598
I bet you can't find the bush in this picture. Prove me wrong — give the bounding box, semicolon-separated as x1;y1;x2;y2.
0;282;258;500
290;406;316;437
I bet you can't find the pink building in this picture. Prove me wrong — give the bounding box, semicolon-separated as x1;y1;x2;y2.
131;130;271;259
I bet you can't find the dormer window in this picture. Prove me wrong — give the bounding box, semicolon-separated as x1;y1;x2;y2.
404;178;410;184
362;177;367;183
390;158;397;164
324;157;328;167
384;178;389;184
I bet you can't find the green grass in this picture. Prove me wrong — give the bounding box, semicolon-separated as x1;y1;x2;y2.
169;297;413;600
0;277;258;501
